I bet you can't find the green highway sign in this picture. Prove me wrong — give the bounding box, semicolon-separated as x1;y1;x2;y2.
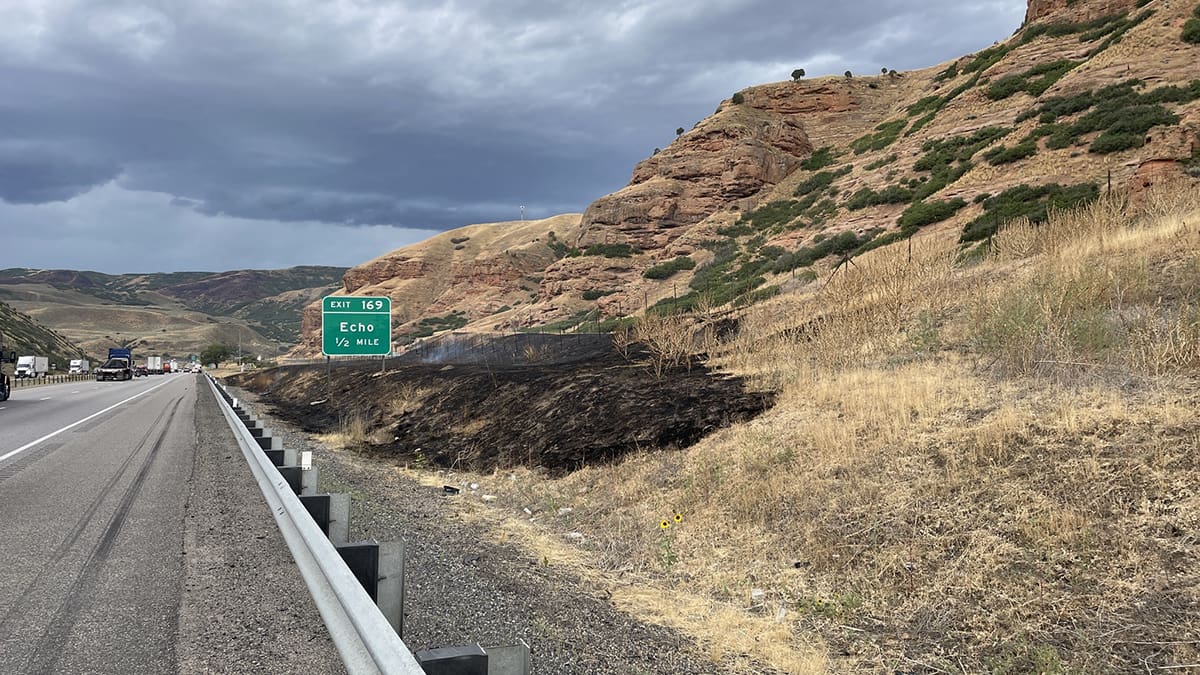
321;296;392;356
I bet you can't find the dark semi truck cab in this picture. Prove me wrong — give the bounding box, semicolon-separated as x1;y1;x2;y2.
95;348;133;381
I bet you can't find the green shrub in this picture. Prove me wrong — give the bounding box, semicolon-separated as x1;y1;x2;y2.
898;198;967;230
864;154;898;170
935;63;959;82
985;60;1079;100
983;140;1038;165
914;126;1011;171
1185;16;1200;45
408;311;469;338
1084;9;1153;57
963;43;1015;74
582;289;614;301
768;231;875;273
642;256;697;280
732;200;805;232
846;184;914;210
795;166;850;197
546;231;574;258
850;120;907;154
1017;79;1194;156
959;182;1099;243
905;112;937;137
735;285;781;307
716;222;755;237
580;243;637;258
907;95;943;117
732;91;745;104
800;146;838;171
1088;131;1144;154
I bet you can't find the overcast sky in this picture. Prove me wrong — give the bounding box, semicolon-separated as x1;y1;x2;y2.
0;0;1024;274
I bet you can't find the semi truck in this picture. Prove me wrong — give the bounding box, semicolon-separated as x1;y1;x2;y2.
14;356;48;379
96;348;133;381
147;356;163;375
69;358;90;374
0;348;15;401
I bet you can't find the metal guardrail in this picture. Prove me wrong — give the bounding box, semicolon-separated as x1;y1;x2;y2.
203;375;425;675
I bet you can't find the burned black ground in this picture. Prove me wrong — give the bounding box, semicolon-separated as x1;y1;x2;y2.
230;338;771;476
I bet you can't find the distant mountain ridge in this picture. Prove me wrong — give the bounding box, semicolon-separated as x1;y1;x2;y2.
0;266;346;359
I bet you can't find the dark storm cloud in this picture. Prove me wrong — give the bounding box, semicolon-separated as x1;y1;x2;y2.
0;141;120;204
0;1;1023;271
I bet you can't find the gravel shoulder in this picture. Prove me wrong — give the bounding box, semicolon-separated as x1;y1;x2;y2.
228;384;741;675
176;381;345;674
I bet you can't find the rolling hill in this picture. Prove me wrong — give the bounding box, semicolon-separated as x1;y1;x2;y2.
0;266;345;361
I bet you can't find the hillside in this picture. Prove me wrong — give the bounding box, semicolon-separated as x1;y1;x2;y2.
0;299;85;370
294;214;581;354
296;0;1199;348
0;266;345;360
255;1;1200;672
245;154;1200;675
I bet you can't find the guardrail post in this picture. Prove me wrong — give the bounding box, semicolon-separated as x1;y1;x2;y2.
300;463;319;495
336;540;380;600
378;540;405;637
415;646;488;675
483;640;532;675
278;467;303;494
328;493;351;544
299;494;332;534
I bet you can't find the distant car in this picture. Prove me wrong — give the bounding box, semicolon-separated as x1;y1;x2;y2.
191;365;202;373
134;365;149;377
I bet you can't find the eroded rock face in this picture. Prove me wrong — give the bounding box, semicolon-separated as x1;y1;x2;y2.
576;105;814;251
343;257;427;293
1024;0;1140;25
1129;126;1200;202
292;215;581;356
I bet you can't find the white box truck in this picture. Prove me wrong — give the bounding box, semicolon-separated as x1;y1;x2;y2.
69;358;90;374
147;356;163;374
15;355;48;378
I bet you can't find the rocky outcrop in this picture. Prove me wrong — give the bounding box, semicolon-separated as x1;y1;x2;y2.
1024;0;1140;25
293;214;582;356
343;258;428;293
1129;125;1200;201
576;103;814;251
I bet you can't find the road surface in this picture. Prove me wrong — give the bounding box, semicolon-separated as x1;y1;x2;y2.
0;374;342;674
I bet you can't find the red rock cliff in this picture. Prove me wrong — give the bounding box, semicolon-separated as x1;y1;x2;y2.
1024;0;1140;25
576;101;815;251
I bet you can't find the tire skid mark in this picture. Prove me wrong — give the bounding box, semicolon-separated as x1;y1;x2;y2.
0;395;183;660
22;395;184;675
0;442;65;485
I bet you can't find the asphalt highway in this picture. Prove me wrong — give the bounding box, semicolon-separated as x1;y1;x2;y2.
0;374;343;674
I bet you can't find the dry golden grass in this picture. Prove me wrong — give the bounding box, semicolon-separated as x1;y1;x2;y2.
316;411;370;449
415;184;1200;672
386;383;433;416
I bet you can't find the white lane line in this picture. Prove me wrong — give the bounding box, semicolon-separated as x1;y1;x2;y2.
71;390;80;394
0;378;176;463
39;397;52;401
